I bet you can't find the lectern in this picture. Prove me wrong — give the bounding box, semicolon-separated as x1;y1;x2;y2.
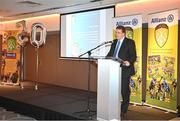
97;59;121;121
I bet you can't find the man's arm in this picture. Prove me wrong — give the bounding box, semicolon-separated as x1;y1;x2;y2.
106;47;112;57
128;40;137;66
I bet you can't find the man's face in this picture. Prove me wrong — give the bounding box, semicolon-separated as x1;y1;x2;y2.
116;29;125;40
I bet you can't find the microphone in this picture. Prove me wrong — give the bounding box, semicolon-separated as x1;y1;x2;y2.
99;41;113;46
103;41;113;44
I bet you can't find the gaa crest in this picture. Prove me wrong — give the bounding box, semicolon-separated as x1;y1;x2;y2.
125;26;133;39
7;36;17;51
154;23;169;48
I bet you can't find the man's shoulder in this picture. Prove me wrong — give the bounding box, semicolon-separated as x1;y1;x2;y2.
125;37;135;44
113;39;117;42
112;39;118;44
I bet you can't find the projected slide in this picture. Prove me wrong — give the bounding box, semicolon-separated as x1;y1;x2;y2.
61;8;114;58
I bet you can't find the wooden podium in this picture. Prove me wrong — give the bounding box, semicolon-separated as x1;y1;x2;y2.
97;59;121;121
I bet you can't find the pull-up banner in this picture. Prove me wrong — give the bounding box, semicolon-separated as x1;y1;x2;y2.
147;9;178;112
113;15;142;104
1;30;20;85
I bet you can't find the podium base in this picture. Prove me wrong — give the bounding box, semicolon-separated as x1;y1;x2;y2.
73;108;96;119
97;117;120;121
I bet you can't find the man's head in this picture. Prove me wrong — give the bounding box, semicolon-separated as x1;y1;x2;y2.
116;25;126;40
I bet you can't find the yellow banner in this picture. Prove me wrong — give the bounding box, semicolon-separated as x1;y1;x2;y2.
113;15;142;103
147;9;178;112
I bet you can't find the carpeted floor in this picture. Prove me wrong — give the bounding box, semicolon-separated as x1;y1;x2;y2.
0;81;178;120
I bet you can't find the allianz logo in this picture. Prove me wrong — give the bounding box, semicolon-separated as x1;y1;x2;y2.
151;14;174;23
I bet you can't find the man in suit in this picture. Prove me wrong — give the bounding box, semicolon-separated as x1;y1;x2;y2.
107;25;137;116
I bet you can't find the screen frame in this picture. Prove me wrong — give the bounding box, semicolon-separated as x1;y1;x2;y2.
59;6;115;60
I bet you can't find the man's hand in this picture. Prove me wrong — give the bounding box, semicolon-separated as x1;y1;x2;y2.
123;61;130;67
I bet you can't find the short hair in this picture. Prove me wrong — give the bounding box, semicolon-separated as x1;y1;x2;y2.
116;25;126;33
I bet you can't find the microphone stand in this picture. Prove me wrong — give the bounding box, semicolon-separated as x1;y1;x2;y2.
74;41;111;119
79;41;111;57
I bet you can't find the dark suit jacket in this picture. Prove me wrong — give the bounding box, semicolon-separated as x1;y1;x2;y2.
107;37;137;78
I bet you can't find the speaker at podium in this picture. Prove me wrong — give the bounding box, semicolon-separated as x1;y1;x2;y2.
77;41;123;120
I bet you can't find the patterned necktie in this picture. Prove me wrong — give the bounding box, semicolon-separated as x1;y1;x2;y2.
113;40;121;58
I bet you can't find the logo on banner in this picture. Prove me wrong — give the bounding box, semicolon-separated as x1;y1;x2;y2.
125;27;134;39
6;53;16;59
116;18;138;27
154;23;169;48
132;18;138;26
167;14;174;22
151;14;175;23
7;36;17;51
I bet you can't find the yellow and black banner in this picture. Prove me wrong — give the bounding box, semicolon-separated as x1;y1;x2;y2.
113;15;142;104
146;9;178;112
